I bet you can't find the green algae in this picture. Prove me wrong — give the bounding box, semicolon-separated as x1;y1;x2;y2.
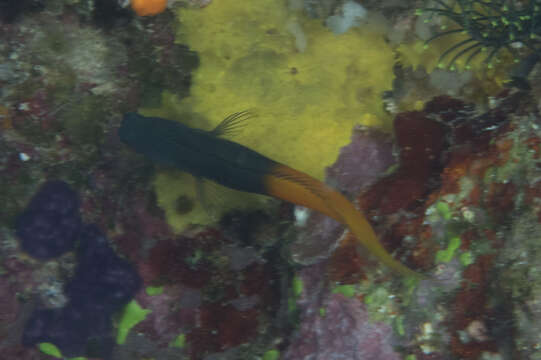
38;342;62;358
363;286;395;323
332;284;356;298
435;236;461;264
292;275;304;297
435;201;452;220
145;286;164;296
263;349;280;360
116;300;151;345
459;251;474;267
395;315;405;336
169;333;186;348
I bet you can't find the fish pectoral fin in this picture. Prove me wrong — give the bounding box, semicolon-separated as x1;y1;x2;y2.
194;177;219;220
194;176;269;220
209;110;255;137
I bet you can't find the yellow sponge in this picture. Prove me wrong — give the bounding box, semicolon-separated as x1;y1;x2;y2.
144;0;396;232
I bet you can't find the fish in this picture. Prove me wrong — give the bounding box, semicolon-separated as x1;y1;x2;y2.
119;111;421;278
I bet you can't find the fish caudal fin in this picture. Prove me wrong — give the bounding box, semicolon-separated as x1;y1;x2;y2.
264;164;421;278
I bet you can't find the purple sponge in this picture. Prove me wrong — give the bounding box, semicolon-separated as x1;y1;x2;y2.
16;181;81;260
65;224;142;312
22;302;114;359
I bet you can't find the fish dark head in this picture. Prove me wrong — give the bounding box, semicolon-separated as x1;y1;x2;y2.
118;112;146;148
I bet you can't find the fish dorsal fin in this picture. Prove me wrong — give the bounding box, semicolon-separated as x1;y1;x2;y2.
209;110;254;137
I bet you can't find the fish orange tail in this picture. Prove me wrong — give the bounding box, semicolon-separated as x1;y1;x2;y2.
264;164;420;278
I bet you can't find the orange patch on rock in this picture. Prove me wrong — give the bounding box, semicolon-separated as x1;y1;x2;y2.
131;0;167;16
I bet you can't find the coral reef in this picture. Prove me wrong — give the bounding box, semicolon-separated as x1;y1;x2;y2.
378;90;541;359
4;0;541;359
282;87;541;360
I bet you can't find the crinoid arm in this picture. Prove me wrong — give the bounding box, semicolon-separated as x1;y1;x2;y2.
420;0;541;70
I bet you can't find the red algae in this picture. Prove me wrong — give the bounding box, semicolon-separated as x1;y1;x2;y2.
240;262;274;300
394;110;447;176
140;237;214;288
361;102;448;217
525;136;541;158
327;235;367;284
449;255;498;359
363;176;430;215
485;182;517;222
188;305;259;357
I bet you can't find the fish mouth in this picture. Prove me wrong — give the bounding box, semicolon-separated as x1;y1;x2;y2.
118;112;140;144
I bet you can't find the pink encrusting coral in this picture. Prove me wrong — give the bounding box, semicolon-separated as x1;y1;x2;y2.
326;127;396;197
284;292;401;360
